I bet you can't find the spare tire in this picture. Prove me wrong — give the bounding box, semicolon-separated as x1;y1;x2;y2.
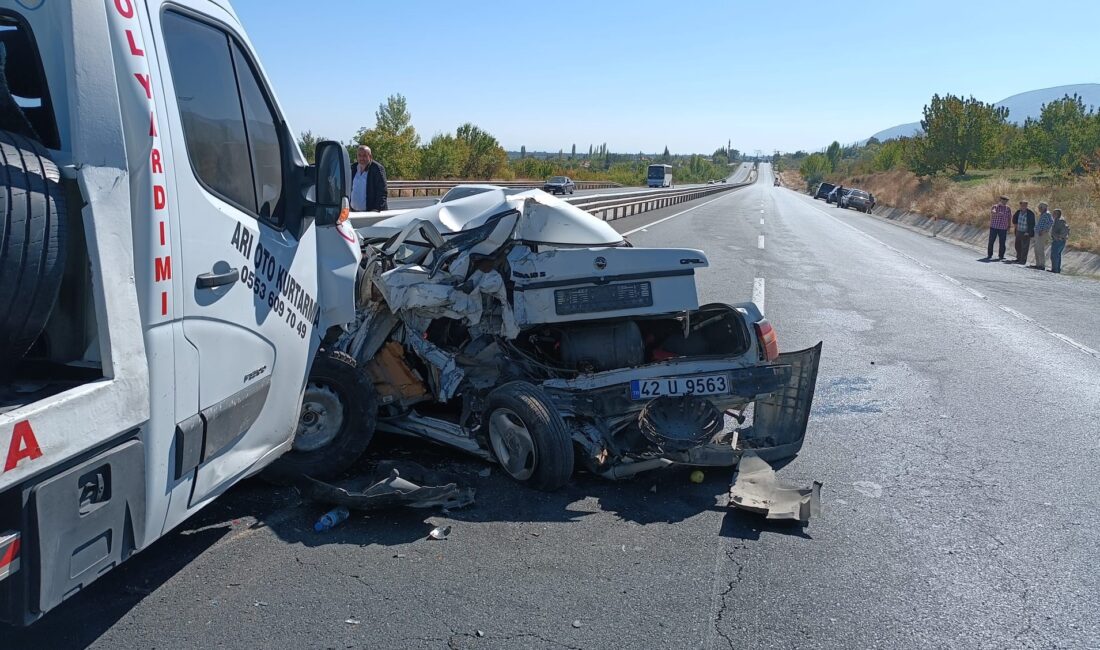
0;129;66;373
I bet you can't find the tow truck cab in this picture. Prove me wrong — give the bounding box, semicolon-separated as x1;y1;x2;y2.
0;0;357;625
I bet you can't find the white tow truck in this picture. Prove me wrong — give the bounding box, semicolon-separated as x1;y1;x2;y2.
0;0;360;625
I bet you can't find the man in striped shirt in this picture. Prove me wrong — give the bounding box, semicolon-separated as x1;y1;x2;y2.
985;195;1012;261
1032;202;1053;270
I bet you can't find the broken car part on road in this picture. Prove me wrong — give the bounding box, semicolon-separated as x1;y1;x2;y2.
297;460;475;511
729;453;822;522
283;186;823;491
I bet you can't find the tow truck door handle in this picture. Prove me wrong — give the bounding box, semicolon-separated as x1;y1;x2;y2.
195;267;239;289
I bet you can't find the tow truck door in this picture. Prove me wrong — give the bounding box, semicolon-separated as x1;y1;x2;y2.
146;2;318;504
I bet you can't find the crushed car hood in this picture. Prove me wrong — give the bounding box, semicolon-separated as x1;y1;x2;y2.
360;188;625;247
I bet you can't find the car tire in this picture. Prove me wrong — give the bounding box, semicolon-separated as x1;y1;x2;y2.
0;130;67;376
264;350;378;481
485;381;574;490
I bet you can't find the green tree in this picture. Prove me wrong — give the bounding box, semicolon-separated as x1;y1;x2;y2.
588;144;593;159
456;123;507;179
297;130;323;164
355;93;421;178
660;146;671;163
824;141;841;170
418;133;464;179
520;145;526;159
799;153;832;190
871;139;906;171
1025;94;1100;174
570;144;576;160
914;93;1008;176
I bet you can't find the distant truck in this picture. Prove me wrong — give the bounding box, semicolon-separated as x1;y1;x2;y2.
0;0;359;625
647;164;673;188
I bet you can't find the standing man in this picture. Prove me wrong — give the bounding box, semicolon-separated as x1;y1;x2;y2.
348;145;388;212
1050;209;1069;274
985;195;1012;261
1010;200;1035;265
1032;202;1053;270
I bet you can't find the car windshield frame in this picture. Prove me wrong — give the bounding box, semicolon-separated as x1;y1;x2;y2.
441;186;493;203
548;176;567;183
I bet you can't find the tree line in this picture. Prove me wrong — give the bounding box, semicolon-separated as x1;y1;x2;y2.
297;94;741;185
793;93;1100;188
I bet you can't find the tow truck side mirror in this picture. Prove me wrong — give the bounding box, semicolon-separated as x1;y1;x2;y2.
312;140;350;226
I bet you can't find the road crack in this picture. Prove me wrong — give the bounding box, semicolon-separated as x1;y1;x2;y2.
713;544;747;650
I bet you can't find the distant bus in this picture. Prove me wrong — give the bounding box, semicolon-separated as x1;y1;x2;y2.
647;164;673;188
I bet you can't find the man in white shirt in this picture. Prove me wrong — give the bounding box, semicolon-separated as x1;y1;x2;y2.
349;145;371;211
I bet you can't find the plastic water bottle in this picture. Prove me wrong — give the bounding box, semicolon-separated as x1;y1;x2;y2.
314;506;350;532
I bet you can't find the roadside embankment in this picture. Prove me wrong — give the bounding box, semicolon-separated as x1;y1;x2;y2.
784;169;1100;277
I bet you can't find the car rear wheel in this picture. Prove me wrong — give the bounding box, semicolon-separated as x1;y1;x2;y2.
485;381;573;490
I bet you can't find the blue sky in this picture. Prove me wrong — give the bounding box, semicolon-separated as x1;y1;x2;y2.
232;0;1099;154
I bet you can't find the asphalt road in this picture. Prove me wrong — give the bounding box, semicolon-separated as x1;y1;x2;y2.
5;163;1097;649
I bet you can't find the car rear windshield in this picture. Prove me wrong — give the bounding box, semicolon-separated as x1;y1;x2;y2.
852;190;869;198
442;186;491;202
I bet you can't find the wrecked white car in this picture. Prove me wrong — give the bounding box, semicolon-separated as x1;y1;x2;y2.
270;188;822;490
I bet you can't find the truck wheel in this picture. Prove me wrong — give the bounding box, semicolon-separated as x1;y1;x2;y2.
0;130;67;374
485;381;573;490
265;350;377;480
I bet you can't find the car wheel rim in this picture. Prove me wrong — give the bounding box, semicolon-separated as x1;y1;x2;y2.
293;383;345;452
488;408;537;481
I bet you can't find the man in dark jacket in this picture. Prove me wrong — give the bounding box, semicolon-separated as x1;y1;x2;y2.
1011;200;1035;264
349;145;388;212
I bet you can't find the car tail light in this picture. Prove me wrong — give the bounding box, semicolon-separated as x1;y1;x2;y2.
755;319;779;362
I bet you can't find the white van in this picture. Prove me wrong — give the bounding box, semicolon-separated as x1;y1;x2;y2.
0;0;358;624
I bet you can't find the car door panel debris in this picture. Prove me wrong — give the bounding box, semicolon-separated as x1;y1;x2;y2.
729;453;822;522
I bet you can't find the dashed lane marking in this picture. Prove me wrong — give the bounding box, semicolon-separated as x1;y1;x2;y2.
758;235;765;249
753;277;766;312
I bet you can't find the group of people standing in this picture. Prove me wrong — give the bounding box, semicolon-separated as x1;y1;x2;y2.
985;196;1070;273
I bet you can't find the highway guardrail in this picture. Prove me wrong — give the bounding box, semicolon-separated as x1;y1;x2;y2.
569;179;752;221
388;179;622;198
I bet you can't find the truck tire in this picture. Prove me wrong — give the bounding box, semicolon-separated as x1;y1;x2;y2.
485;381;574;491
265;350;378;481
0;130;66;373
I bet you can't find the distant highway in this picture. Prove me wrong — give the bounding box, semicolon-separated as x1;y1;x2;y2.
387;162;752;210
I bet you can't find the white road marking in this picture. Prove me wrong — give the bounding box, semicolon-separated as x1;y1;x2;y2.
753;277;766;312
757;235;765;249
760;217;764;225
798;197;1100;362
622;192;742;236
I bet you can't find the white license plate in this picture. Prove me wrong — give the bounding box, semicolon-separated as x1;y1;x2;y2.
629;374;731;400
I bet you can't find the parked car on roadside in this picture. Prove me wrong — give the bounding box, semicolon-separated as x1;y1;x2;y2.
840;189;875;213
543;176;576;195
826;186;848;205
813;182;836;201
773;178;781;186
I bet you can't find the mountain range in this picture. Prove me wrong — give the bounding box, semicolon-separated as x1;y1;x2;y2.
868;83;1100;142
